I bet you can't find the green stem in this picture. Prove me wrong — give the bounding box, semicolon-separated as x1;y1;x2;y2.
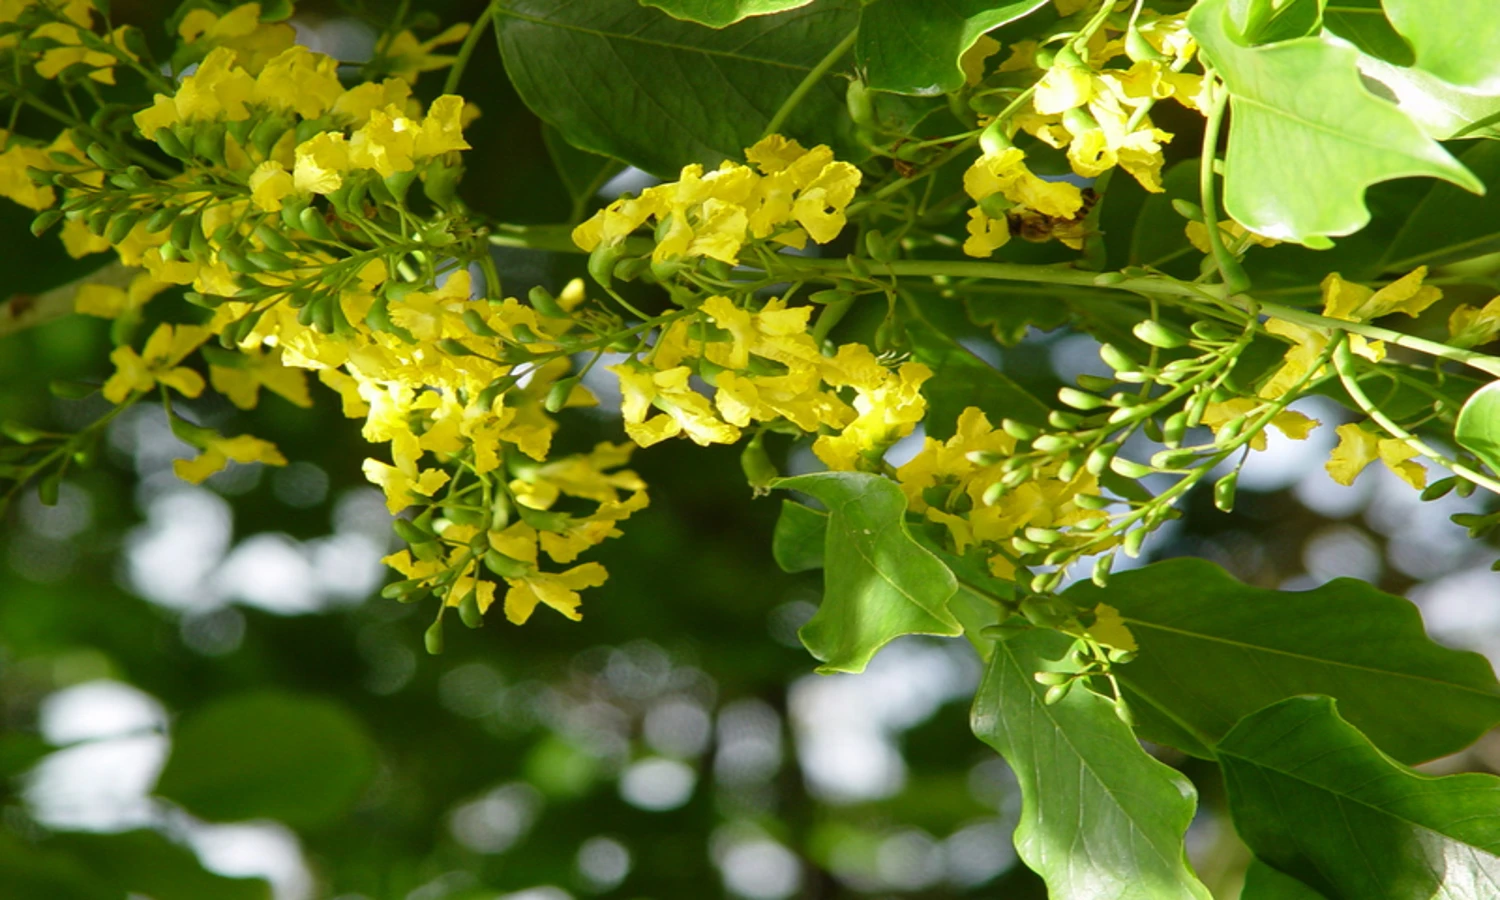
761;28;858;141
1333;338;1500;496
1254;300;1500;378
443;1;498;96
767;257;1219;301
1198;76;1249;295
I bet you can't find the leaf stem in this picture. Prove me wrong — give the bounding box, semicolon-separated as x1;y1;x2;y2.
761;27;858;141
443;0;498;96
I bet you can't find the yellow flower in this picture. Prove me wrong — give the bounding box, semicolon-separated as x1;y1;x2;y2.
174;434;287;484
964;147;1083;221
413;95;471;157
1321;269;1442;322
1448;296;1500;348
1200;399;1319;451
362;458;451;513
1034;64;1094;115
964;207;1011;258
374;23;471;83
349;105;418;177
293;131;349;195
611;364;740;448
1327;423;1425;489
178;2;295;74
74;273;171;319
1185;219;1278;254
103;324;211;403
0;135;54;211
253;46;343;119
503;562;608;625
32;23;119;84
813;360;932;471
248;160;295;211
209;347;312;409
1258;318;1383;400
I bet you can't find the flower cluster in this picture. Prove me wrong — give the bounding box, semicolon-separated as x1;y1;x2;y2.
572;135;861;264
0;1;653;632
960;11;1204;257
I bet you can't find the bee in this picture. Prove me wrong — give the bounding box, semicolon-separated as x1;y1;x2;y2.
1006;187;1100;247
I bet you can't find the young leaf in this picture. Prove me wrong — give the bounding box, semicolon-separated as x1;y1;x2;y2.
154;691;377;829
774;472;960;673
772;498;827;573
855;0;1051;96
1063;558;1500;763
1456;381;1500;475
1189;0;1482;244
1219;696;1500;900
971;629;1213;900
1384;0;1500;94
495;0;860;177
639;0;815;28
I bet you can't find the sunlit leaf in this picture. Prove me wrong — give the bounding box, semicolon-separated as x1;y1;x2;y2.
1456;381;1500;475
1189;0;1481;244
1384;0;1500;94
1220;696;1500;900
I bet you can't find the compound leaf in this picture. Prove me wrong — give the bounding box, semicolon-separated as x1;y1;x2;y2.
1220;696;1500;900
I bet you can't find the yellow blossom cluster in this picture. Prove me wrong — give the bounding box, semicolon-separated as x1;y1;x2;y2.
0;1;654;627
572;135;861;264
1;0;133;82
609;293;931;471
961;12;1205;258
896;408;1103;582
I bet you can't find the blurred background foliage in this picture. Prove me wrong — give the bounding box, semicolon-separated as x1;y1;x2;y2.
4;2;1500;899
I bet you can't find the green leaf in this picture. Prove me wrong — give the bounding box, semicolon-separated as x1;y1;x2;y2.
1219;696;1500;900
1324;0;1412;65
774;472;960;673
904;317;1049;440
541;124;623;214
495;0;860;177
856;0;1050;96
1380;141;1500;271
772;498;827;572
1189;0;1482;244
638;0;815;27
1456;381;1500;475
1064;558;1500;763
49;831;270;900
971;629;1213;900
1355;55;1500;142
1228;0;1324;45
1241;859;1332;900
1384;0;1500;94
155;691;377;828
